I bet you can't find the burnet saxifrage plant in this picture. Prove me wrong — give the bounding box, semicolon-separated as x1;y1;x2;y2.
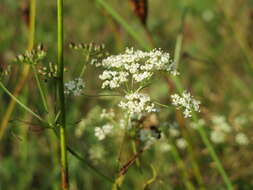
0;43;202;188
68;46;201;156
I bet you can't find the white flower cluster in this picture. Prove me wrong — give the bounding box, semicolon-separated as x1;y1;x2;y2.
190;119;206;129
210;115;250;145
94;124;113;140
159;143;172;152
171;91;201;118
168;122;180;137
235;133;249;145
176;138;188;149
100;109;115;119
88;145;105;161
210;115;231;144
96;48;177;89
64;78;85;96
139;129;158;148
118;92;156;116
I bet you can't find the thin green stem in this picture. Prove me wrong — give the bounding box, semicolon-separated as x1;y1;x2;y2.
166;136;196;190
32;65;49;113
174;34;183;70
0;81;43;122
193;115;233;190
79;54;89;78
57;0;69;189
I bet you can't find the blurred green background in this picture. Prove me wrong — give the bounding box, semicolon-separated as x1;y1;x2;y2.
1;0;253;189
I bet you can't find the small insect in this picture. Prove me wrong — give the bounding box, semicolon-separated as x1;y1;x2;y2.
138;113;161;139
129;0;148;25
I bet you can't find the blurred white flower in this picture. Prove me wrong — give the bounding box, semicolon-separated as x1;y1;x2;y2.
139;129;159;148
235;133;249;145
94;127;105;140
119;119;126;129
190;119;206;129
64;78;85;96
202;10;214;22
100;109;115;119
102;124;113;134
234;115;247;126
159;143;172;152
94;124;114;140
140;129;151;141
210;130;226;144
89;145;105;161
212;115;231;133
176;138;188;149
119;92;156;116
171;91;201;118
169;128;180;137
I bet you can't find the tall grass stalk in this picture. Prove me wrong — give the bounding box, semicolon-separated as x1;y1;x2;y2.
174;10;206;190
95;0;151;50
166;136;196;190
0;0;36;139
57;0;69;189
216;0;253;73
173;24;233;190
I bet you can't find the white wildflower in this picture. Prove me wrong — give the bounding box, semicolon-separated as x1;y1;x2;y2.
94;127;105;140
100;109;115;119
176;138;188;149
99;70;128;89
234;115;247;126
159;143;172;152
94;123;114;140
102;124;113;134
171;91;201;118
202;10;214;22
190;119;206;129
139;129;157;148
168;122;180;136
212;115;231;133
89;145;105;161
235;133;249;145
210;130;226;144
119;119;126;129
95;48;177;89
118;92;156;116
64;78;85;96
169;128;180;137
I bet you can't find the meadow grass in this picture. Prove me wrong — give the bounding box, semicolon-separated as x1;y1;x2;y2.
0;0;253;189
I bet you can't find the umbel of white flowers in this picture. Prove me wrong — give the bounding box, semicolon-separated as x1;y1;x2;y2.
64;78;85;96
171;91;201;118
94;47;179;89
118;92;156;117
